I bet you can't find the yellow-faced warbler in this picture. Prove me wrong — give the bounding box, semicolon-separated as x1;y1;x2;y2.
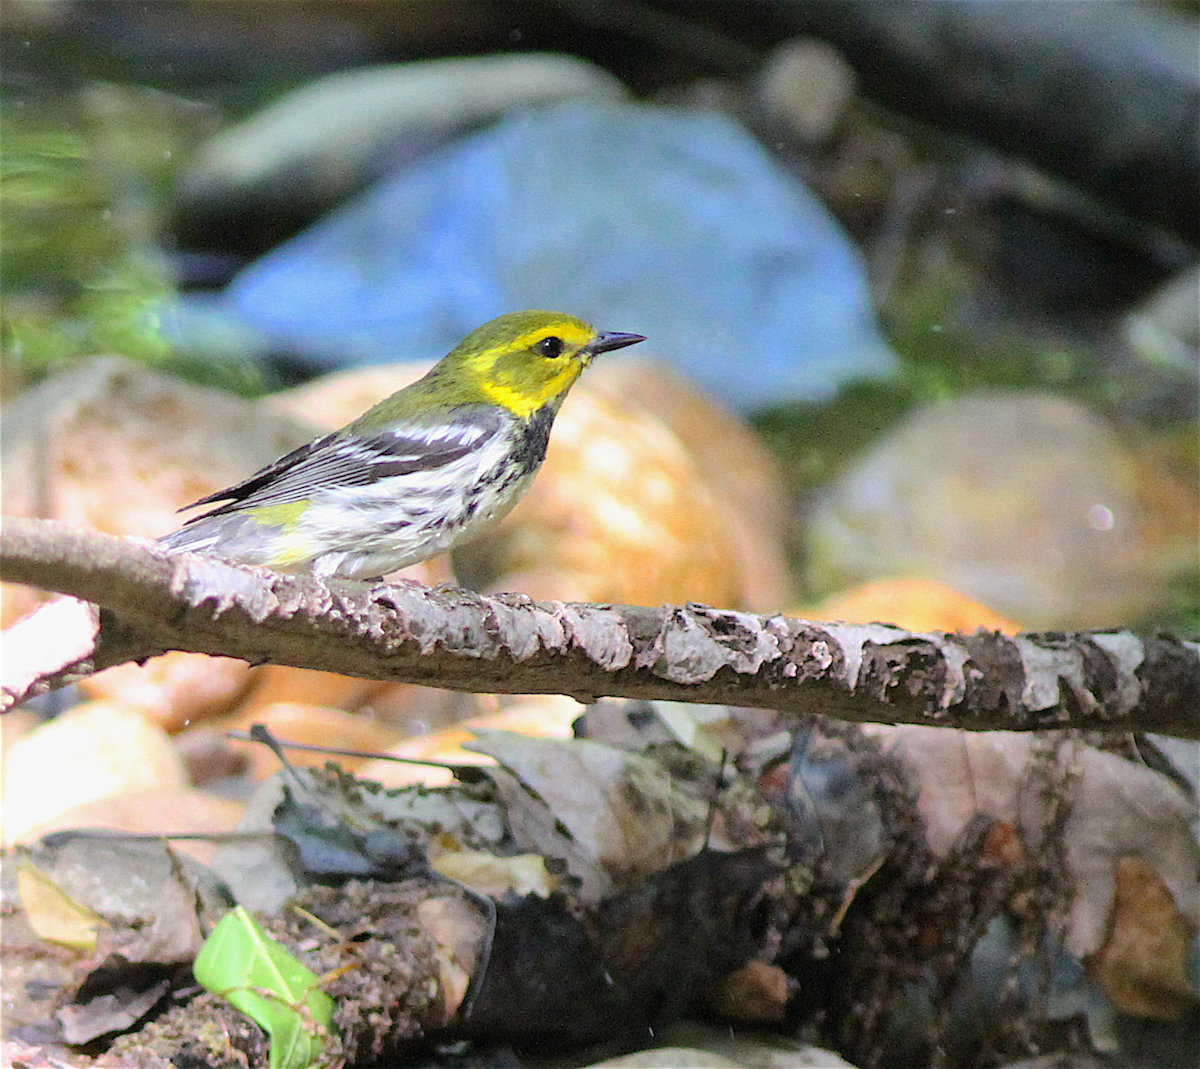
160;310;645;579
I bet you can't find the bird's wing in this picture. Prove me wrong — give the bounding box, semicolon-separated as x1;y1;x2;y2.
178;408;505;521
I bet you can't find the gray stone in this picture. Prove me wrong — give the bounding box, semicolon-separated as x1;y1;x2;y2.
807;391;1198;628
175;54;627;233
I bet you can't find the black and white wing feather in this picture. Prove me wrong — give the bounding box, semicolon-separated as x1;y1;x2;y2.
176;407;507;522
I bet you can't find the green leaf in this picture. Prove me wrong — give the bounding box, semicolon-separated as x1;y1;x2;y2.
194;906;334;1069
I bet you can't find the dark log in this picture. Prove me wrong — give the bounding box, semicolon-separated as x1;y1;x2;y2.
750;0;1200;243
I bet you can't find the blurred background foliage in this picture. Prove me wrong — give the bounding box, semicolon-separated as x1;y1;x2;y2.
1;0;1196;629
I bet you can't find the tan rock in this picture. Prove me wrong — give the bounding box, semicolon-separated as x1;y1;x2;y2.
809;392;1200;628
15;787;243;867
1;359;455;736
79;651;255;733
216;701;405;780
2;701;188;847
757;37;857;144
590;1051;740;1068
586;1030;859;1069
461;387;746;608
1087;854;1198;1019
0;356;314;626
585;358;794;612
357;695;583;790
178;54;626;228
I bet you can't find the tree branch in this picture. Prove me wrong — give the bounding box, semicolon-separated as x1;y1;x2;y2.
2;517;1197;737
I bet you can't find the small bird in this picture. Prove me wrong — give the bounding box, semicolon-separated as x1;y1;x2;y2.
160;310;645;579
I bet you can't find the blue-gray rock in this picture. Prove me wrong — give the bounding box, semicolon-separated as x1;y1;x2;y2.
187;100;895;410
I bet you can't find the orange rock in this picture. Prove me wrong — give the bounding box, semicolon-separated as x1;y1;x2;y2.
1087;854;1198;1019
460;388;746;608
216;701;405;780
268;358;794;612
586;358;794;611
708;959;790;1023
79;651;255;733
806;578;1021;633
15;787;243;867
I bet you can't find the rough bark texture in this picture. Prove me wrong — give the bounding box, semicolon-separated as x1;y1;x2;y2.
3;517;1198;738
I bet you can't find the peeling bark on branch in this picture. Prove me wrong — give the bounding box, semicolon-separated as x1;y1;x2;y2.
2;517;1197;737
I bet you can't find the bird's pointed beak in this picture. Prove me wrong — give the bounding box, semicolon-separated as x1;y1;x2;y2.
583;331;647;359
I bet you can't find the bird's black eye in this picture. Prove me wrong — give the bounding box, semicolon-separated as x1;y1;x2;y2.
536;335;564;359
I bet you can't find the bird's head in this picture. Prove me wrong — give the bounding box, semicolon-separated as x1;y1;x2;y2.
440;310;645;419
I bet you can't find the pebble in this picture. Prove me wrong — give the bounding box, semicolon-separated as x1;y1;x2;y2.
757;37;856;144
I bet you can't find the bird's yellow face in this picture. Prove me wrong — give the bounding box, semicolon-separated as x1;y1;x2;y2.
358;311;645;429
464;312;600;419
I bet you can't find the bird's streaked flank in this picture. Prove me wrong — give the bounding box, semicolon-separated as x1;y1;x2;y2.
160;310;644;579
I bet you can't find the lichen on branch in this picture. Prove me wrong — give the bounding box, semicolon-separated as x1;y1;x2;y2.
2;517;1197;738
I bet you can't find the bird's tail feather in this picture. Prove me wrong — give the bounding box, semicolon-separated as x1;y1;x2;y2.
158;513;311;570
